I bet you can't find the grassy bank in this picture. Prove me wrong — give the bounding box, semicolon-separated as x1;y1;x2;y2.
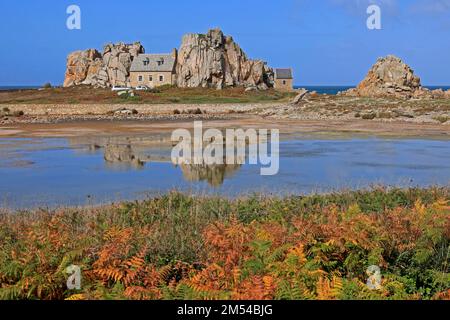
0;86;295;105
0;187;449;300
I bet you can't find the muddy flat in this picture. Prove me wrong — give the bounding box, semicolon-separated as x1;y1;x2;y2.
1;117;449;139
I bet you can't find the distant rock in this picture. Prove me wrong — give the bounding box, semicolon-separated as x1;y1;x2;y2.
343;55;422;98
245;86;258;92
64;42;144;88
174;28;274;90
291;88;309;104
113;107;138;115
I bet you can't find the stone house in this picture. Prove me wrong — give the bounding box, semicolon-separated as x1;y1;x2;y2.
274;68;294;91
129;49;177;88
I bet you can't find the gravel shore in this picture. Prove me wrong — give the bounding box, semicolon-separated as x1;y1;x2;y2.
1;95;449;126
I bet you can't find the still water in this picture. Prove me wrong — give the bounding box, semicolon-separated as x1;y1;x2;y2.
0;136;449;209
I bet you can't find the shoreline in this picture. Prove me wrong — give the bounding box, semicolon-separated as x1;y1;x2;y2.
1;116;449;139
1;93;449;128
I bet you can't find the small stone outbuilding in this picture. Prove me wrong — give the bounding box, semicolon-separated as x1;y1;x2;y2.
274;68;294;91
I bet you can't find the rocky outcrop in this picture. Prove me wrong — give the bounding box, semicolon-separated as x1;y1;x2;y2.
64;42;144;88
64;29;274;90
175;29;274;90
341;55;449;99
99;42;144;87
343;55;423;98
291;88;309;104
64;49;102;87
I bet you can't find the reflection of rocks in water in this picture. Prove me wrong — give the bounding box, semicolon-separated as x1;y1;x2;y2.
104;144;145;168
179;163;241;187
68;135;174;169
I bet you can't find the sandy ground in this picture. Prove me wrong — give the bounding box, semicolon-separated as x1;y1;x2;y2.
1;117;449;139
1;97;449;139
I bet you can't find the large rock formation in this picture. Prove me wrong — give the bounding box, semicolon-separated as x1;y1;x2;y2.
176;29;273;89
64;42;144;88
64;49;102;87
343;55;423;98
63;29;274;90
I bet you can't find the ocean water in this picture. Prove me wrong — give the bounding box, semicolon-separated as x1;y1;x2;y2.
294;86;354;95
2;86;449;94
294;86;450;95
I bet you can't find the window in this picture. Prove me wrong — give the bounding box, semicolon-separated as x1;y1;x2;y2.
138;75;143;82
149;75;153;82
159;75;164;82
283;80;286;85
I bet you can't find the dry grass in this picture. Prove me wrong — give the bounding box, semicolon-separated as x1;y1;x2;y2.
0;86;295;105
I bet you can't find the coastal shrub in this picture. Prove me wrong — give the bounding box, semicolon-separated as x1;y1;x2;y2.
12;110;24;117
377;111;394;119
361;112;377;120
42;82;52;89
67;98;80;104
118;92;141;102
173;109;181;115
184;108;203;115
0;188;448;300
433;116;449;124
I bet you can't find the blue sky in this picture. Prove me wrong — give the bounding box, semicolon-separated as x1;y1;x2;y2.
0;0;449;86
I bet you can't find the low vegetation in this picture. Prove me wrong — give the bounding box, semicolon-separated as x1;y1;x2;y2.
0;107;24;118
0;86;295;105
0;187;449;300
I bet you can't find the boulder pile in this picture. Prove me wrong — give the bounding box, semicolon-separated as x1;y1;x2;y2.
64;42;144;88
342;55;449;99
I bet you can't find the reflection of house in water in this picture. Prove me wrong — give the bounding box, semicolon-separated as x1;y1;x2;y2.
179;163;241;187
104;144;145;169
68;135;171;169
67;135;243;186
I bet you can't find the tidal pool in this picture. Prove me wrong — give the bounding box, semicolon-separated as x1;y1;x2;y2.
0;135;449;209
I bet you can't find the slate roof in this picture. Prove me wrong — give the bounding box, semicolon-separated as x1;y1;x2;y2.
130;54;176;72
275;68;293;79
